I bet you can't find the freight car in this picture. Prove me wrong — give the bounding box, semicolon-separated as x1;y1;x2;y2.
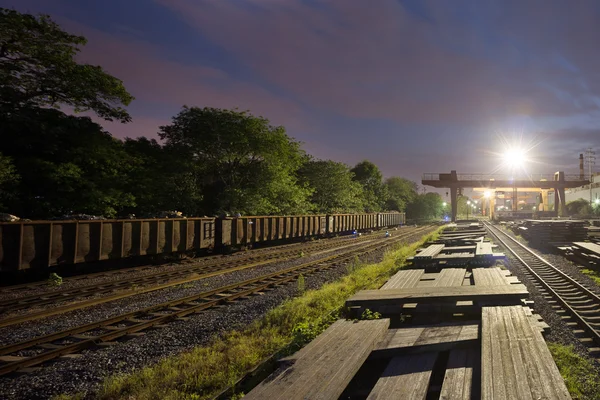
0;212;405;273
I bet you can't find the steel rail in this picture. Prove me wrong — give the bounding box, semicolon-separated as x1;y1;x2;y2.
485;222;600;349
0;226;433;375
0;233;381;314
0;236;387;327
0;229;383;293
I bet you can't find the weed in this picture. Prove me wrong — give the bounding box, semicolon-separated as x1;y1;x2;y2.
297;274;305;294
47;272;63;287
360;309;381;320
581;269;600;286
298;251;305;258
548;342;600;399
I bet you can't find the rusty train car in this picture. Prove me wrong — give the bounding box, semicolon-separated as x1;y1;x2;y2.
0;212;405;273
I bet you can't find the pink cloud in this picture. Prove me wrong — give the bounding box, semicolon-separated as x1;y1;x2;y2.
154;0;588;125
51;16;311;133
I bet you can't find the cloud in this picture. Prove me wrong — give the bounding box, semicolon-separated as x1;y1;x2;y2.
43;14;312;133
155;0;599;125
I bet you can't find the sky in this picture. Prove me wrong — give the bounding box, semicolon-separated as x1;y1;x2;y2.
3;0;600;185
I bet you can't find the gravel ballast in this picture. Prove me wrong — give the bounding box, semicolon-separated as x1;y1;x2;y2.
0;228;433;399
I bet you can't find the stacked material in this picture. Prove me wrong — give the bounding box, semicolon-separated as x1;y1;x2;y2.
245;267;570;399
556;242;600;269
408;224;505;268
517;220;588;247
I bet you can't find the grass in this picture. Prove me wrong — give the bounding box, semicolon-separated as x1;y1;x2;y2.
83;228;441;400
548;342;600;399
581;268;600;286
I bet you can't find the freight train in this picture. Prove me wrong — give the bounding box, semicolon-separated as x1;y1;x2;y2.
0;212;405;272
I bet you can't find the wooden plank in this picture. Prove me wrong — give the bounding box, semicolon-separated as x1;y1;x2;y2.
481;306;572;400
415;244;445;259
440;348;477;400
366;352;437;400
347;284;528;309
371;321;478;359
473;268;511;286
418;268;466;287
476;242;494;257
245;319;389;400
382;269;425;290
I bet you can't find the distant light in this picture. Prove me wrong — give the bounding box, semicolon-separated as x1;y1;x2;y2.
442;202;447;207
502;147;526;170
467;200;471;205
484;191;491;198
533;206;537;210
596;199;600;205
474;200;478;204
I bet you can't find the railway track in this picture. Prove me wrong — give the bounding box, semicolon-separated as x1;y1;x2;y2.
1;230;383;293
484;221;600;356
0;233;389;327
0;226;433;375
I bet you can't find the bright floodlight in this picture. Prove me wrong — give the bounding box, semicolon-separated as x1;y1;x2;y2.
442;202;447;206
467;200;471;205
595;198;600;205
484;191;491;198
502;147;526;169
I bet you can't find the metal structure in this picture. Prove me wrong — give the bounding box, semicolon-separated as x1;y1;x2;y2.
0;212;405;273
422;171;589;222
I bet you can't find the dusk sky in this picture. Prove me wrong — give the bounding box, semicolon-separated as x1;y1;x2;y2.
4;0;600;184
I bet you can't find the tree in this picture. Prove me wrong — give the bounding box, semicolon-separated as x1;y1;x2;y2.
407;192;443;220
350;160;387;212
0;153;19;209
0;8;134;122
566;199;592;217
1;108;135;218
385;177;417;211
159;106;311;215
298;159;364;213
123;137;204;217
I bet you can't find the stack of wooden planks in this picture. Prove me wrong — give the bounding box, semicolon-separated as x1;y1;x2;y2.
516;219;588;247
245;265;567;399
556;241;600;270
408;243;505;268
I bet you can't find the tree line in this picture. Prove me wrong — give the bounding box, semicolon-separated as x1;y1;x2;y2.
0;8;443;220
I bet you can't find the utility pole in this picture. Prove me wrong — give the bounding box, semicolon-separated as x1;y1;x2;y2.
585;147;596;205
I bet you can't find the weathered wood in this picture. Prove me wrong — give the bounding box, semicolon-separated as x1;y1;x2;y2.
472;268;512;286
440;348;477;400
370;321;478;359
415;244;445;259
366;352;438;400
382;269;424;290
245;318;389;400
347;284;529;309
418;268;466;287
475;242;494;257
481;306;572;400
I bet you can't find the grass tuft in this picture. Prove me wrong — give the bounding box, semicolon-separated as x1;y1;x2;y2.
581;268;600;286
88;228;440;400
548;342;600;399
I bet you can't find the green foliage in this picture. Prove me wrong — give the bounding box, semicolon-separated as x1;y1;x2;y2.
159;106;311;216
548;342;600;399
47;272;62;286
296;274;305;293
0;8;133;122
350;160;387;212
581;269;600;286
360;308;381;320
0;153;19;209
407;192;444;220
1;108;135;218
385;177;417;212
566;198;593;217
298;159;364;213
